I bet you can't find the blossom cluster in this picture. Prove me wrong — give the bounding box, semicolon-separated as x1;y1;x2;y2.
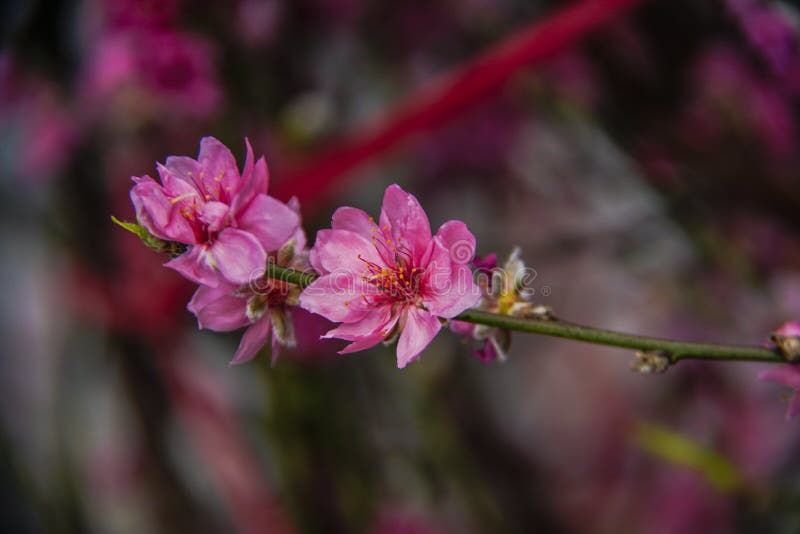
125;137;505;367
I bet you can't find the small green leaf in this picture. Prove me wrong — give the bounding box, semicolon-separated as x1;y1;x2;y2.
111;215;187;256
111;215;148;238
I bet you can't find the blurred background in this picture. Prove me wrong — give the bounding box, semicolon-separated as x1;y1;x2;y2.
2;0;800;532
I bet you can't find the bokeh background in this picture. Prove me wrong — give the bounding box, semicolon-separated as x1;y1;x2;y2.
3;0;800;532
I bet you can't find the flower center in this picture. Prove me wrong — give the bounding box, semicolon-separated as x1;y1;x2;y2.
358;254;422;303
169;169;234;242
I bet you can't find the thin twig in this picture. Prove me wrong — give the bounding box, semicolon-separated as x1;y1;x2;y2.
265;263;784;364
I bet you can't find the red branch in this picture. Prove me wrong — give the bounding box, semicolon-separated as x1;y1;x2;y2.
274;0;644;208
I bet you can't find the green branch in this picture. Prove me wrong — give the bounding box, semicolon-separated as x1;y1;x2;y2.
264;263;784;365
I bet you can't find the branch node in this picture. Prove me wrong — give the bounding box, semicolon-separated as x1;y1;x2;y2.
630;351;671;375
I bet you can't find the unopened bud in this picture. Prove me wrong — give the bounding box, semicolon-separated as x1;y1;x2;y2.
630;351;670;374
771;334;800;362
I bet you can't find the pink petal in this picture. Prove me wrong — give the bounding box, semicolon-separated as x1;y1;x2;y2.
187;284;249;332
230;316;271;364
474;338;500;363
309;245;322;272
449;320;476;336
241;138;255;185
197;136;240;194
156;162;200;195
287;196;307;251
379;184;432;260
232;155;269;215
339;334;387;354
419;237;453;295
210;228;267;286
199;201;230;232
237;194;299;252
759;366;800;389
788;392;800;419
336;310;402;354
163;156;202;184
311;229;385;274
298;273;374;322
435;220;476;265
331;206;376;238
165;246;220;287
130;176;196;243
775;321;800;338
396;307;441;368
323;306;395;341
424;263;481;318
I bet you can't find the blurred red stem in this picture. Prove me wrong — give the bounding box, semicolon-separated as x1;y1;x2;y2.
275;0;644;208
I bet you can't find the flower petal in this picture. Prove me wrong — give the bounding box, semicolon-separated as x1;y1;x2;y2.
311;229;384;274
337;310;401;354
775;321;800;338
165;246;219;287
331;206;376;239
339;334;387;354
199;201;230;232
435;220;476;265
424;263;481;318
197;136;240;195
420;237;453;295
323;305;395;341
379;184;432;260
237;194;299;252
210;228;267;286
187;284;249;332
298;273;373;322
759;366;800;389
287;196;307;252
241;137;255;184
163;156;202;184
449;320;476;337
130;175;196;243
232;154;269;215
156;162;201;195
396;307;441;368
230;317;271;365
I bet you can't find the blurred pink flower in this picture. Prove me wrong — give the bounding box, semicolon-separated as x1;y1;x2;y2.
726;0;800;82
759;364;800;419
685;46;796;159
101;0;181;29
131;137;299;287
82;29;222;120
299;184;481;368
0;57;78;182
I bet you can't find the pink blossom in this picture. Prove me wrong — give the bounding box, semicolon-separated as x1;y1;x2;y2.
188;280;293;365
131;137;299;287
299;184;481;368
187;199;307;365
759;365;800;419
